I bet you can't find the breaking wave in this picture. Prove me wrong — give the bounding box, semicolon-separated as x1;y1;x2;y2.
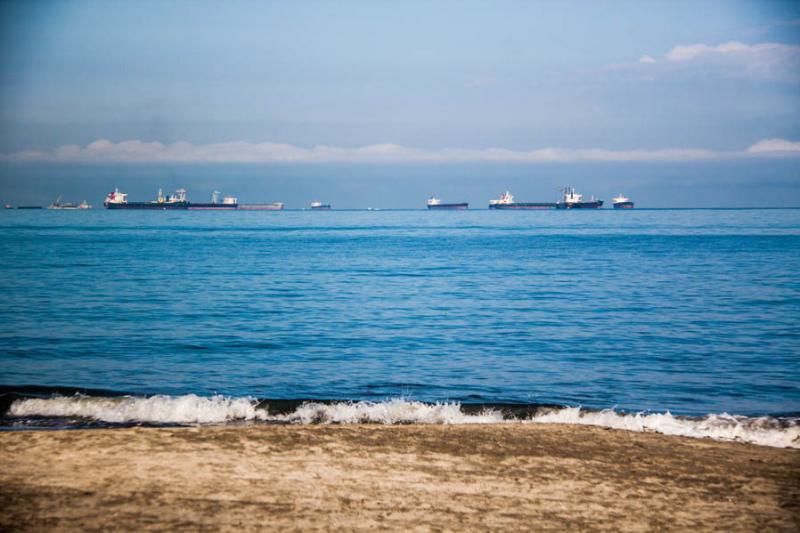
6;394;799;449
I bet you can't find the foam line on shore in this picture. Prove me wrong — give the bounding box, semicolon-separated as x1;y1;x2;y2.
7;395;799;448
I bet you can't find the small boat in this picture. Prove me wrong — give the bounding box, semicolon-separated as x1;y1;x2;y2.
310;201;331;210
427;197;468;210
4;204;12;209
612;194;634;209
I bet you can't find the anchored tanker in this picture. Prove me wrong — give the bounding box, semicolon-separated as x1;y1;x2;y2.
104;188;252;210
489;191;556;210
188;190;238;210
49;196;91;210
104;188;189;210
555;187;603;209
613;194;634;209
427;197;468;210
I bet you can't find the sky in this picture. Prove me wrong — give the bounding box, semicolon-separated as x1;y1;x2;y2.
0;0;799;207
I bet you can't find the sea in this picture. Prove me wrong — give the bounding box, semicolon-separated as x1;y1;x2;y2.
1;208;799;448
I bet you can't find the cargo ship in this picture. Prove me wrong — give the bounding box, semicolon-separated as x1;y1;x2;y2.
489;191;556;210
310;201;331;210
187;191;238;210
49;197;92;210
238;202;284;211
612;194;634;209
427;197;468;210
104;188;189;210
555;187;603;209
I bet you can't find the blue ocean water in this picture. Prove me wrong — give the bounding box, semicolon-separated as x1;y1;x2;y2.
1;208;799;421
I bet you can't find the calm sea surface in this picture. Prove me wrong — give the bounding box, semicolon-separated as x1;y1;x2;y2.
1;209;799;417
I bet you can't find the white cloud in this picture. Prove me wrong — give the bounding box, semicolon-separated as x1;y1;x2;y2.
0;139;727;164
746;138;800;154
659;41;800;81
638;55;656;64
1;138;797;164
665;41;754;61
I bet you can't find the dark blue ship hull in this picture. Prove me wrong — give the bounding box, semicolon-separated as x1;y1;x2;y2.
556;201;603;209
105;202;189;210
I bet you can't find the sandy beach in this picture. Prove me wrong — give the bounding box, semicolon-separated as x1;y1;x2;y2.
1;424;798;531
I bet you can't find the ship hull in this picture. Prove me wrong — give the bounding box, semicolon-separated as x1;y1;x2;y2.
311;206;331;210
187;203;238;210
489;203;556;210
238;204;284;211
556;201;603;209
428;203;468;210
105;202;189;210
613;202;634;209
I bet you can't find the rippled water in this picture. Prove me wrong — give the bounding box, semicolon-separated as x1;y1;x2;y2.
1;208;799;417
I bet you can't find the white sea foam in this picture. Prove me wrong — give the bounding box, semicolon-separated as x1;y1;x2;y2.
9;394;264;424
266;399;505;425
8;395;799;448
528;407;800;449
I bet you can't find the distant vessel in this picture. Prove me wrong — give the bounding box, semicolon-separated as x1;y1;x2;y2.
555;187;603;209
310;201;331;210
238;202;284;211
489;191;556;210
49;197;92;210
4;204;12;209
612;194;634;209
188;190;238;210
104;188;189;210
427;197;468;210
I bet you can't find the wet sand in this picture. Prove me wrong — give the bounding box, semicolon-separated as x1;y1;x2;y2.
1;424;798;531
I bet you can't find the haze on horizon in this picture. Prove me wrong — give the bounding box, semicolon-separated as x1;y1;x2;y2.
0;0;799;208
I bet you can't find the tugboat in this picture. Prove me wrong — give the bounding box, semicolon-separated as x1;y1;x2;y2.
555;187;603;209
188;190;238;210
104;188;189;210
612;194;634;209
489;191;556;210
427;197;468;210
310;201;331;210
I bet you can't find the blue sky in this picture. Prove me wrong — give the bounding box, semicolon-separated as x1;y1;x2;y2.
0;0;799;207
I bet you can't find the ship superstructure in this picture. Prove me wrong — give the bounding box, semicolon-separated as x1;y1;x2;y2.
488;191;556;210
555;187;603;209
427;197;468;210
612;194;634;209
